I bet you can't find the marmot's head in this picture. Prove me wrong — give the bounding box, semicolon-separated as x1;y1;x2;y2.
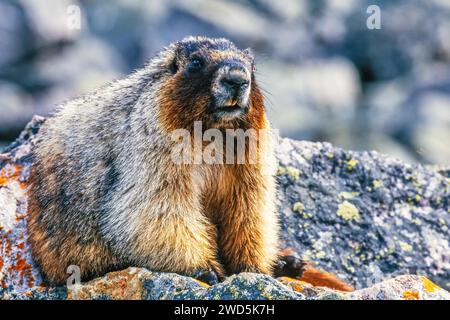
151;36;266;131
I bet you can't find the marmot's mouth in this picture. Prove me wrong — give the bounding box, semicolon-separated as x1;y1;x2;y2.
216;105;243;113
213;105;247;119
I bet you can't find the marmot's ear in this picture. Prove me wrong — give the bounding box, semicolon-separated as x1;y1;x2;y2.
168;56;178;74
168;46;181;75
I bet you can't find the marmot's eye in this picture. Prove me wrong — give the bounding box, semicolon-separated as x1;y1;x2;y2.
189;58;204;71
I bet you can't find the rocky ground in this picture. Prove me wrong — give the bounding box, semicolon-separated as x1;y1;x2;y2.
0;117;449;300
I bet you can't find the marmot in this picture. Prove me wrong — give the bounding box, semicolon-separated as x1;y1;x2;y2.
27;36;353;291
27;36;280;284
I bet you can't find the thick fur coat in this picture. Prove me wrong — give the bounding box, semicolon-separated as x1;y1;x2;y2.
27;37;279;284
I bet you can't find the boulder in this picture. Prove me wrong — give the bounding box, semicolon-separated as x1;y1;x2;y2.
276;138;449;290
0;117;449;300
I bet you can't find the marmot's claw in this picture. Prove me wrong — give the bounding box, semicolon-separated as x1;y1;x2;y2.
193;269;220;285
273;254;306;278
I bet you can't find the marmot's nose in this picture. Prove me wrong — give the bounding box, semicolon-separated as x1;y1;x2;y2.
221;73;249;91
219;69;249;96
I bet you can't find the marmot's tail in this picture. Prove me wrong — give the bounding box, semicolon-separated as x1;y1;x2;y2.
299;263;354;292
275;248;354;292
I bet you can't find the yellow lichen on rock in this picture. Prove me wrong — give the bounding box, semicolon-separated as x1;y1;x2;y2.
373;180;382;189
315;251;326;259
276;166;286;176
286;166;300;181
347;159;359;170
399;241;413;252
421;276;441;293
194;279;211;288
339;191;359;200
276;165;300;181
337;201;360;221
293;202;304;213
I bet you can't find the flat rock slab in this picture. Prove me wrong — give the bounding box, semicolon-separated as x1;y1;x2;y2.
0;117;449;299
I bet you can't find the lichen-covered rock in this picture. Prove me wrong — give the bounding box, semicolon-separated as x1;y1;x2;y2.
276;138;450;290
3;267;449;300
348;275;450;300
1;117;449;300
0;116;45;293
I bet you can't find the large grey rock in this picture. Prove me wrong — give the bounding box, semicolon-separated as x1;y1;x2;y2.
1;117;449;300
276;138;450;290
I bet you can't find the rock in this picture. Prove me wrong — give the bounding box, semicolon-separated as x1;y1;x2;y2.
276;138;450;290
366;65;450;165
0;81;35;139
348;275;450;300
0;0;33;69
0;116;45;295
1;117;449;300
3;268;449;300
18;0;82;44
32;36;125;116
342;0;450;81
262;58;361;140
0;0;123;144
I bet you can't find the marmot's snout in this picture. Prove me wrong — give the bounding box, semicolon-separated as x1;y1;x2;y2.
211;61;251;119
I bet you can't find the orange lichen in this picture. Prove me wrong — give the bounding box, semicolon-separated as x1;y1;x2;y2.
4;234;12;255
194;279;211;288
403;291;420;300
0;163;22;186
421;277;440;293
278;277;307;292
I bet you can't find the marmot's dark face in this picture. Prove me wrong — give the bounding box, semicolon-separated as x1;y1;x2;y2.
158;37;266;131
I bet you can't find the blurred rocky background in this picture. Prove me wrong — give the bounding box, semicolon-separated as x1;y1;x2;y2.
0;0;449;165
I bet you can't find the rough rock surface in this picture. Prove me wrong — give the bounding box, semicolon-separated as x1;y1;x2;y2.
0;117;449;300
276;138;450;290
